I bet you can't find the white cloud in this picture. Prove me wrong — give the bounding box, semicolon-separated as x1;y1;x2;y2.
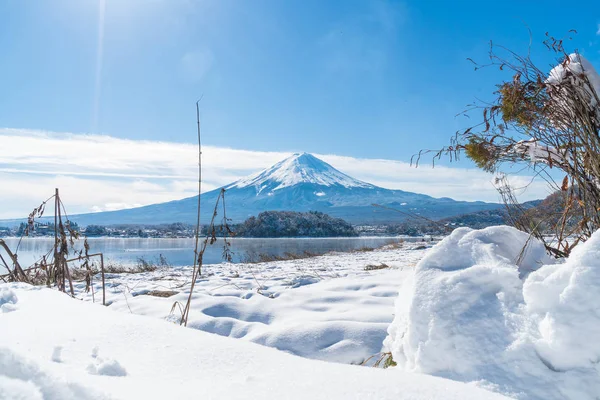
0;128;548;219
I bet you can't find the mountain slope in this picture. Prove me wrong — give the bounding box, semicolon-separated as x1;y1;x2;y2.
2;153;503;226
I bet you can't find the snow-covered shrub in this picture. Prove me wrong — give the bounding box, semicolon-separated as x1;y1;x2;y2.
420;34;600;258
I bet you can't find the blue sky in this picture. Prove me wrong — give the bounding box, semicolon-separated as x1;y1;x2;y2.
0;1;599;216
1;0;599;157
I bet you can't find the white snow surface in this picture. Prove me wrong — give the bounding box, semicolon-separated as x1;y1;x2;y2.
227;152;375;192
76;243;428;365
386;225;600;399
0;280;509;399
9;226;600;399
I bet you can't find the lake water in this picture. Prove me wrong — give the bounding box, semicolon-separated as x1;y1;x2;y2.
0;236;432;271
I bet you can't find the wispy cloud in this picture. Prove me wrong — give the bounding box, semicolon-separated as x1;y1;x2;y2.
0;128;548;219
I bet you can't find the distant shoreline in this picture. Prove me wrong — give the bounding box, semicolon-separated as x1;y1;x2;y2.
0;235;438;240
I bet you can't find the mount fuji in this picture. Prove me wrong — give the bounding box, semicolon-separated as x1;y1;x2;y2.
35;152;502;226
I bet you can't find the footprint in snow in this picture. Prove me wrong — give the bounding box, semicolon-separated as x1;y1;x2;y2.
0;287;18;313
51;346;62;363
86;347;127;377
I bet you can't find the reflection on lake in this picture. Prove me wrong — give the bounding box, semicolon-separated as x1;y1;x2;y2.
1;236;432;270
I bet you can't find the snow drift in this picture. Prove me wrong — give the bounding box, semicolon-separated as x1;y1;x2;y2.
385;225;600;399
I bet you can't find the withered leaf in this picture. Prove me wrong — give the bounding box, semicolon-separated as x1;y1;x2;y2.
561;176;569;191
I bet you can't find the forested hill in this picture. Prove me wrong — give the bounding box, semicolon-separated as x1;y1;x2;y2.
234;211;358;238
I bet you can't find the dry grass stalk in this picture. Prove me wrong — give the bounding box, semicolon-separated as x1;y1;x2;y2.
0;189;107;304
179;100;235;326
180;188;233;326
364;263;390;271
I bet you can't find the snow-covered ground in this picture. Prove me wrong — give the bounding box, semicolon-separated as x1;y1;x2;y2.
73;242;429;365
6;226;600;399
0;240;509;399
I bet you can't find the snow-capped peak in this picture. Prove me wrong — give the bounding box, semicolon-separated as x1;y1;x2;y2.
227;153;375;192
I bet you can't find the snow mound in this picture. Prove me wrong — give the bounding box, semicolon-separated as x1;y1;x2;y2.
385;226;551;378
524;229;600;371
386;225;600;399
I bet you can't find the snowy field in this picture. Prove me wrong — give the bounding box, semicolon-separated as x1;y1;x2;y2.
0;282;508;400
5;226;600;399
0;240;511;399
74;242;429;364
